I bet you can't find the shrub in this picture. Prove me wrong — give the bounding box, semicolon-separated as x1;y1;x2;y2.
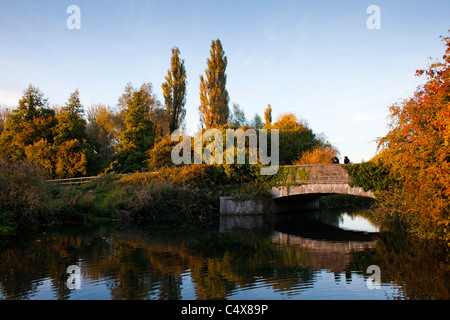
344;158;395;193
145;134;179;169
118;164;227;189
0;159;51;230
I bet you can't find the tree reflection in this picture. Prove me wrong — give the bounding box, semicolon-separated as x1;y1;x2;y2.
0;220;448;300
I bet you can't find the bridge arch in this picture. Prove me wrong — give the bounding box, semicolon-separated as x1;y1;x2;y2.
220;164;375;215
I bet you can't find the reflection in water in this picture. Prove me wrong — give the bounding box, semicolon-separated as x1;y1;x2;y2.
0;209;448;300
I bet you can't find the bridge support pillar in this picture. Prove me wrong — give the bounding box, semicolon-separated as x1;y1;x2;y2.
220;195;321;215
220;197;270;215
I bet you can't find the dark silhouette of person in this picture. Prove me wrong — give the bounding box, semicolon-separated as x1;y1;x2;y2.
332;156;339;164
344;156;350;164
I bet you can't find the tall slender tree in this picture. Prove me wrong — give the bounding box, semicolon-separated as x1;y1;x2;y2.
264;104;272;128
162;47;187;133
199;39;229;129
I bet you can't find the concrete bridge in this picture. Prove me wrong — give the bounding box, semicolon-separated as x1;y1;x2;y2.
270;164;375;199
220;164;375;215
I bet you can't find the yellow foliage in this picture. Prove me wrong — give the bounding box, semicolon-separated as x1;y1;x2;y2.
293;145;338;165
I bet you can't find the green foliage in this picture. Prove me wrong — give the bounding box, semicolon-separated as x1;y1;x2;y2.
145;134;179;169
118;82;169;137
86;104;124;171
0;87;96;178
199;38;229;129
0;159;52;231
113;88;157;172
162;46;187;133
250;113;263;129
225;164;311;198
53;90;87;145
270;113;323;165
344;158;394;193
228;103;248;127
0;84;56;159
119;164;227;190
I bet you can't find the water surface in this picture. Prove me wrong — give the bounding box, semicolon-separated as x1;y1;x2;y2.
0;207;448;300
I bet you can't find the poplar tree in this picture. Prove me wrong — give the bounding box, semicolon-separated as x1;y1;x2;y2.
199;39;229;129
162;46;187;133
264;104;272;128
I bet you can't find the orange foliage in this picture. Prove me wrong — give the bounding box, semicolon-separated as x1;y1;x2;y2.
294;145;338;165
377;33;450;241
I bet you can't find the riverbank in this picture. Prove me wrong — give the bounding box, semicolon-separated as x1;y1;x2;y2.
0;160;311;233
0;167;226;233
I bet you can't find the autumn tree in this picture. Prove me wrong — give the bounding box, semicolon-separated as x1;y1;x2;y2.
199;39;229;129
118;82;168;137
162;46;187;133
294;145;339;164
0;84;56;159
86;104;123;169
112;89;156;172
376;33;450;241
24;90;94;178
271;113;322;165
53;90;87;144
52;90;93;177
264;104;272;128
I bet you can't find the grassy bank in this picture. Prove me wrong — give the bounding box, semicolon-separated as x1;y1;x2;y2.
0;161;229;232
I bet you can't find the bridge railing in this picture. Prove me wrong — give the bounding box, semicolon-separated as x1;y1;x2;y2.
45;176;99;185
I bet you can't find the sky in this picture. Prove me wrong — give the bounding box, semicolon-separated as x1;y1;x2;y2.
1;0;449;162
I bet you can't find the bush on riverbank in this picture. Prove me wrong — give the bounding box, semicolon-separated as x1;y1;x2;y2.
0;160;53;231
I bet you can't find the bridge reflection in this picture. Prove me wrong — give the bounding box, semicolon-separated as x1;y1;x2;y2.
220;211;378;273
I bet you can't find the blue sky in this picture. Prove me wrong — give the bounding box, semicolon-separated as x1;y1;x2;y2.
1;0;449;162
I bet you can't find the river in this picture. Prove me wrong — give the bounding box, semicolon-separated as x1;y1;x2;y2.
0;206;448;300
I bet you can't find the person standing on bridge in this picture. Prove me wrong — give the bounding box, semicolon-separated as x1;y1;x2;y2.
344;156;350;164
332;156;340;164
